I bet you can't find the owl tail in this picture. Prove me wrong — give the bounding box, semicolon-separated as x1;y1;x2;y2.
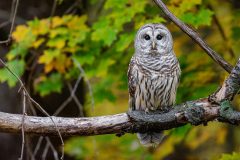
137;132;164;147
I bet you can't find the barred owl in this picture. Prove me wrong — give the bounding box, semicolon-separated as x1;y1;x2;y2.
128;24;181;146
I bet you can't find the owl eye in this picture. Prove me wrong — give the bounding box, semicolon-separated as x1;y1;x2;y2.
144;34;150;40
156;34;163;40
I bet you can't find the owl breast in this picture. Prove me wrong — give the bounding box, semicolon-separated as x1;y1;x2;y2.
132;55;180;111
134;69;179;111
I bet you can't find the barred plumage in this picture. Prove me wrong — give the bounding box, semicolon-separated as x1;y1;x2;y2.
128;24;181;146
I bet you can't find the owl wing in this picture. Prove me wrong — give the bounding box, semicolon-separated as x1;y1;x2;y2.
127;57;137;110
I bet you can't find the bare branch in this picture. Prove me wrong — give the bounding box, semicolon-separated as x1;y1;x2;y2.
73;59;95;111
153;0;233;73
19;90;26;160
45;137;59;160
0;57;239;136
53;75;83;116
0;100;227;136
33;136;44;157
64;0;80;14
0;59;64;160
50;0;58;18
42;140;50;160
0;0;19;44
67;83;84;117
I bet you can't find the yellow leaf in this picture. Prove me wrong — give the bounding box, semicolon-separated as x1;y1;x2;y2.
216;127;227;144
168;0;202;16
56;40;65;49
47;38;66;49
44;62;54;73
186;127;210;150
54;54;72;73
154;136;182;159
96;59;115;77
62;15;73;22
33;38;45;49
196;71;215;85
12;25;29;42
31;19;50;36
67;15;89;31
49;27;68;38
38;49;60;64
51;16;64;28
62;47;77;54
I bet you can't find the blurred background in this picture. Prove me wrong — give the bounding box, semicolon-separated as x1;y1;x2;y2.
0;0;240;159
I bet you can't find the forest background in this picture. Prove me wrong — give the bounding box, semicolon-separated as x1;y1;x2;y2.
0;0;240;159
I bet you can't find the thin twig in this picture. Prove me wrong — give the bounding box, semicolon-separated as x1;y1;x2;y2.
28;101;37;116
208;4;235;58
45;137;59;160
19;90;26;160
7;0;17;22
33;136;44;158
42;141;50;160
28;97;64;160
0;0;19;44
50;0;57;18
53;75;83;116
153;0;233;73
68;84;84;117
25;136;35;160
0;59;64;160
64;0;80;14
0;21;11;29
73;59;95;112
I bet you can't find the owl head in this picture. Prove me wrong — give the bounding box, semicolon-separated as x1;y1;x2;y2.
134;23;173;55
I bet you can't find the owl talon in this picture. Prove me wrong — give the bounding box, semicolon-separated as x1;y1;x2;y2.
145;108;150;114
127;110;146;122
161;106;171;113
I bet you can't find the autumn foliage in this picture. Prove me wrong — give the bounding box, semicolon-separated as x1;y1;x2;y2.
1;0;240;159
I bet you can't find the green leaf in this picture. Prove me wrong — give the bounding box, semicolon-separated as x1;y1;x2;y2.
115;33;134;52
169;0;202;17
232;27;240;41
180;8;214;28
65;137;90;159
38;49;61;64
130;1;147;14
179;0;202;14
7;44;29;60
219;152;240;160
0;60;25;87
49;27;69;38
171;124;192;137
91;25;117;46
104;0;129;9
93;78;116;102
68;30;88;47
73;53;95;66
35;73;63;96
47;38;66;49
191;84;218;99
96;59;115;77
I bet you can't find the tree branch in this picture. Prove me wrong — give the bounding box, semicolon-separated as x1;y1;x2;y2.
153;0;233;73
0;100;231;136
0;58;239;136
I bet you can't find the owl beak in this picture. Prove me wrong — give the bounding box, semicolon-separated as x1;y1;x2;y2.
152;42;156;50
